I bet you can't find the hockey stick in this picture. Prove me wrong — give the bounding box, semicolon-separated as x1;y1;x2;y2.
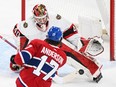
0;35;18;50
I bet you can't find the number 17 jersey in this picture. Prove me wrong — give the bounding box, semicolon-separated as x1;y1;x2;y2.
14;39;67;87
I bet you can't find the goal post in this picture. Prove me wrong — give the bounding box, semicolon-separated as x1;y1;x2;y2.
110;0;115;61
21;0;115;61
96;0;115;61
21;0;25;21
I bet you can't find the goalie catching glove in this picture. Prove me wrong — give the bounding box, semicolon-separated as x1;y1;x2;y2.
10;55;21;72
79;36;104;56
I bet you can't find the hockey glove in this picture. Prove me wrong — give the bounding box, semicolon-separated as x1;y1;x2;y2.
10;55;16;64
10;55;21;71
10;62;21;71
79;36;104;56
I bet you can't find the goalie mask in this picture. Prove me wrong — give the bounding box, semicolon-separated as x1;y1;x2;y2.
32;4;49;31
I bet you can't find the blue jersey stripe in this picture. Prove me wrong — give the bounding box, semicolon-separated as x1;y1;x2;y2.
26;58;56;78
21;51;31;64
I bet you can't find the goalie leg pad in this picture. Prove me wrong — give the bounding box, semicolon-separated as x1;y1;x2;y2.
60;38;103;82
61;43;101;75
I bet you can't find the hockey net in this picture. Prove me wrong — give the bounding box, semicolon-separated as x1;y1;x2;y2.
13;0;116;61
21;0;115;61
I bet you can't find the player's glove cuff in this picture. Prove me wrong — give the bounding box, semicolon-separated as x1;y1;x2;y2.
10;62;21;71
10;55;16;64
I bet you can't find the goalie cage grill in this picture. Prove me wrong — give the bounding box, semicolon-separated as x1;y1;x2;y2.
21;0;115;61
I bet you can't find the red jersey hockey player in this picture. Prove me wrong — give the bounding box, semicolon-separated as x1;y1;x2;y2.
10;4;104;83
10;26;69;87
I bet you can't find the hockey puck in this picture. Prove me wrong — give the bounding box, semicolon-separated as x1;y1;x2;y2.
79;69;84;75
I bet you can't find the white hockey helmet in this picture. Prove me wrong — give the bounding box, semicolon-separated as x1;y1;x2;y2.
32;4;49;24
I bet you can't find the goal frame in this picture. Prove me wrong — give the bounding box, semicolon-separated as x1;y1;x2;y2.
110;0;115;61
21;0;25;21
21;0;115;61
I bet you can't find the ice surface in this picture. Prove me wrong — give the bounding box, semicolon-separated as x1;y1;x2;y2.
0;39;116;87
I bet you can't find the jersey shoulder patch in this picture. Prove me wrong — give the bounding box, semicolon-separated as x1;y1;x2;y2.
56;14;62;20
23;22;28;28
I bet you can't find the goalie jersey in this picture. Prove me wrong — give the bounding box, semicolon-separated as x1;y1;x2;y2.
13;14;80;50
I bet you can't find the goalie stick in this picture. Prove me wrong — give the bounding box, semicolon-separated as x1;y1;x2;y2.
0;35;18;50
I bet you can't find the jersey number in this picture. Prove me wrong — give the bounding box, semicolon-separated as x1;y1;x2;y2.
13;28;21;37
33;55;59;80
